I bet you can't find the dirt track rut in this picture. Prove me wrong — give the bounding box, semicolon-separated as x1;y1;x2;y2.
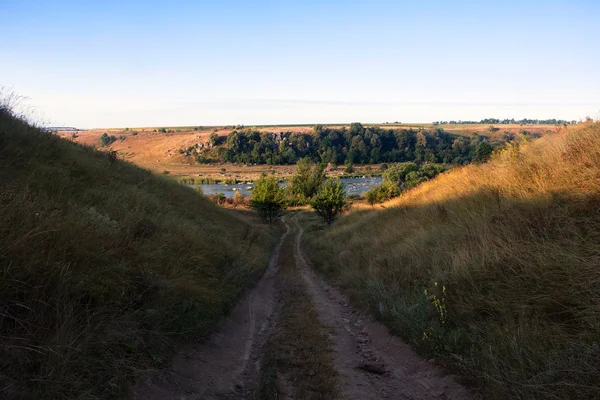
131;222;290;400
131;214;474;399
291;215;473;400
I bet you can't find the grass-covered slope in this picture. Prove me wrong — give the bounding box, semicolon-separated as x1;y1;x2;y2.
304;122;600;399
0;107;278;399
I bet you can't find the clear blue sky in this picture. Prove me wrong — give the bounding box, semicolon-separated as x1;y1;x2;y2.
1;0;598;128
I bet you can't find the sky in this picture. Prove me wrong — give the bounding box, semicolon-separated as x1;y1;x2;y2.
1;0;599;128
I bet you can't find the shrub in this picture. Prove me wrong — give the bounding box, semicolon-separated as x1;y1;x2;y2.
474;141;494;162
310;178;349;225
250;174;286;223
287;157;326;206
364;181;400;204
232;191;248;209
100;132;117;147
213;192;226;205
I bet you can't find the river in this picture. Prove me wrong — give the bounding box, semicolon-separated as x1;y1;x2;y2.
196;176;382;198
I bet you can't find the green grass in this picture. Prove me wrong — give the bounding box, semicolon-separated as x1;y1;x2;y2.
0;106;279;399
302;122;600;399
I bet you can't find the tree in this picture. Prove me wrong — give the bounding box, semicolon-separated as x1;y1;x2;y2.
383;162;419;187
310;178;349;225
249;174;286;223
287;157;326;205
475;141;494;162
365;189;377;207
209;132;219;146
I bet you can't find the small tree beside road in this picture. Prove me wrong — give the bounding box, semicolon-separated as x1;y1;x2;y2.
310;178;349;225
250;174;286;223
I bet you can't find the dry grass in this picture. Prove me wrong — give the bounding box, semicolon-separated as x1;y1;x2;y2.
303;122;600;399
260;219;338;400
0;107;279;399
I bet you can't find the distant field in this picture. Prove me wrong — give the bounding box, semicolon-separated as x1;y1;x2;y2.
59;123;558;180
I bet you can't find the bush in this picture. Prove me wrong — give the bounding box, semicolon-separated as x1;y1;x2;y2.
344;163;354;173
100;132;117;147
213;192;226;205
232;191;248;209
250;174;286;223
364;181;400;204
310;178;349;225
287;158;326;205
475;141;494;162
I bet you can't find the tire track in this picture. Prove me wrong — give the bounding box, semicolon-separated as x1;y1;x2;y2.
292;214;474;400
130;222;290;400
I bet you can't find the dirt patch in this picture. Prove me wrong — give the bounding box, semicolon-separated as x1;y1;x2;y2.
130;223;290;400
292;215;475;400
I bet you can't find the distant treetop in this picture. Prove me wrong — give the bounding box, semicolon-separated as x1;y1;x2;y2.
434;118;576;125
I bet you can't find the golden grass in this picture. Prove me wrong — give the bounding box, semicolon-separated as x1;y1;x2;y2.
0;107;279;399
303;121;600;399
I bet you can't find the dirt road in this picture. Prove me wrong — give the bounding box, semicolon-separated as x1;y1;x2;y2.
291;215;473;400
131;214;473;399
130;221;290;400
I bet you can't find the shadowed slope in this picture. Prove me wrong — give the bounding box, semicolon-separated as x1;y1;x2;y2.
0;107;278;399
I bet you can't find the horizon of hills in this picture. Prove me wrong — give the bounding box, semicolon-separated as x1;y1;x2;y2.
51;116;580;132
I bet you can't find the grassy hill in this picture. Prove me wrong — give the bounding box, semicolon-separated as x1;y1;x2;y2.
303;121;600;399
0;106;278;399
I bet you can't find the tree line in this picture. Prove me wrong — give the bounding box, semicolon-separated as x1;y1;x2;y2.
434;118;575;125
194;123;495;166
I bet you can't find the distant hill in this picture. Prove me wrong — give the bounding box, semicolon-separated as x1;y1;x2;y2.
44;126;86;132
60;123;557;177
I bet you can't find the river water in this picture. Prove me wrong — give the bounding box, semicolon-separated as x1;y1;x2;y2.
196;176;382;198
